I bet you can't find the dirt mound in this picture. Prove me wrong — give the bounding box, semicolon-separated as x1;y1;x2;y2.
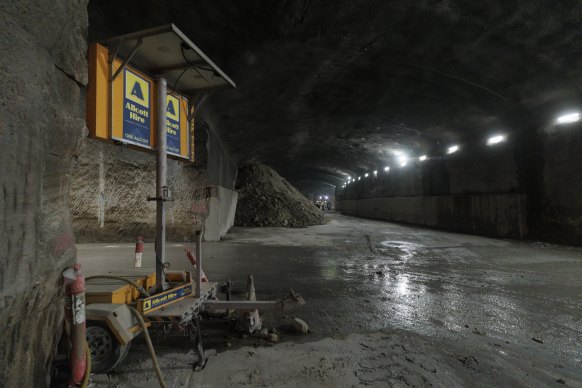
235;164;325;227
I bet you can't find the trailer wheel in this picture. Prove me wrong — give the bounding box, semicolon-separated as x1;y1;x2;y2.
86;321;131;373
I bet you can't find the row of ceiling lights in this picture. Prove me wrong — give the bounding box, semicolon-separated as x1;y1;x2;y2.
341;112;580;188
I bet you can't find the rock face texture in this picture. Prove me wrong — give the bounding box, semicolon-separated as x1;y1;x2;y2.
0;1;88;386
235;164;324;227
71;138;208;242
70;117;239;243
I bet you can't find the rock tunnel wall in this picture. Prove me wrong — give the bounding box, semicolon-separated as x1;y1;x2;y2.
70;119;238;243
71;138;208;242
0;1;88;386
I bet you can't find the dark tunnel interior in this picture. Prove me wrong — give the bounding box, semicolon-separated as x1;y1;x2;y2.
87;0;582;242
1;1;582;386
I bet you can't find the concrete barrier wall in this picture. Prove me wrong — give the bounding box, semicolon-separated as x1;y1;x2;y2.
204;186;238;241
337;194;528;238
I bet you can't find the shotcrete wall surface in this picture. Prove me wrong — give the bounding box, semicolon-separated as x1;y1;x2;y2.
71;138;208;242
338;126;582;244
337;145;527;239
0;1;88;386
534;124;582;244
337;194;527;239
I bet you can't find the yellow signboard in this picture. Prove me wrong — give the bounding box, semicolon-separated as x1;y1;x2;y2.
120;68;152;147
86;43;192;160
166;94;189;156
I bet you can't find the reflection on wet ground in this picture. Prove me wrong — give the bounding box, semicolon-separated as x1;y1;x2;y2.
77;212;582;372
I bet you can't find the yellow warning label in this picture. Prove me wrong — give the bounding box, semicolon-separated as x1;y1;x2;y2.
166;95;180;122
143;300;152;311
125;71;150;108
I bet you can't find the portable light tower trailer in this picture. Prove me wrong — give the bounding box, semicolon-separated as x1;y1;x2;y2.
83;25;305;373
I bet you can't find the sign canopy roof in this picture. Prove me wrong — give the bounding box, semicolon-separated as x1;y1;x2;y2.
102;24;236;95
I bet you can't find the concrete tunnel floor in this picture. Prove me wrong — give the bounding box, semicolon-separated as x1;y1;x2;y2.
77;212;582;387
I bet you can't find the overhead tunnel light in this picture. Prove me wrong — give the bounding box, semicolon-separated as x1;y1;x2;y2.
364;173;369;178
486;134;506;146
384;166;390;172
373;170;378;176
556;112;580;124
447;145;460;155
358;176;361;181
419;155;427;161
396;154;409;168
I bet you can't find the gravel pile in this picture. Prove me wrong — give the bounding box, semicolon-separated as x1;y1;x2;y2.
235;164;325;227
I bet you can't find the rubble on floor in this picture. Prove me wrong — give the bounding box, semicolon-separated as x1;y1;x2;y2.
234;163;325;227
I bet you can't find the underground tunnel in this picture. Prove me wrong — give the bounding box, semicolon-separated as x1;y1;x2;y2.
1;1;582;386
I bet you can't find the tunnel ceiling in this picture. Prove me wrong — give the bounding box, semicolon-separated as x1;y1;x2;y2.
89;1;582;193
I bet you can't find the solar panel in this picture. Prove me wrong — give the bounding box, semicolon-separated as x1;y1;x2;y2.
102;24;235;95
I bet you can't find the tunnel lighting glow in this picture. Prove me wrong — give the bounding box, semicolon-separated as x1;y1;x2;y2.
419;155;427;161
384;166;390;172
486;134;506;146
400;161;407;167
364;173;369;178
358;176;361;181
447;145;460;154
324;196;328;200
373;170;378;176
557;112;580;124
319;196;322;200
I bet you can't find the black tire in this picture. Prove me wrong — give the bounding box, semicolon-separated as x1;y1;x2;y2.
86;321;131;373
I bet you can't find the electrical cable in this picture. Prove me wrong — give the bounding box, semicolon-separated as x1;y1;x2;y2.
128;306;167;388
85;275;150;297
168;46;215;95
181;46;213;72
168;67;189;96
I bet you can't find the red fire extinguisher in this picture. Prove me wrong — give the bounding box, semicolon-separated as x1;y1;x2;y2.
63;263;87;386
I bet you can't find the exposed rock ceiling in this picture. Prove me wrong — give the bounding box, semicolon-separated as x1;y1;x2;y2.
89;0;582;195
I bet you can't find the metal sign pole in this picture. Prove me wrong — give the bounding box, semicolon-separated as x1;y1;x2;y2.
155;76;168;291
